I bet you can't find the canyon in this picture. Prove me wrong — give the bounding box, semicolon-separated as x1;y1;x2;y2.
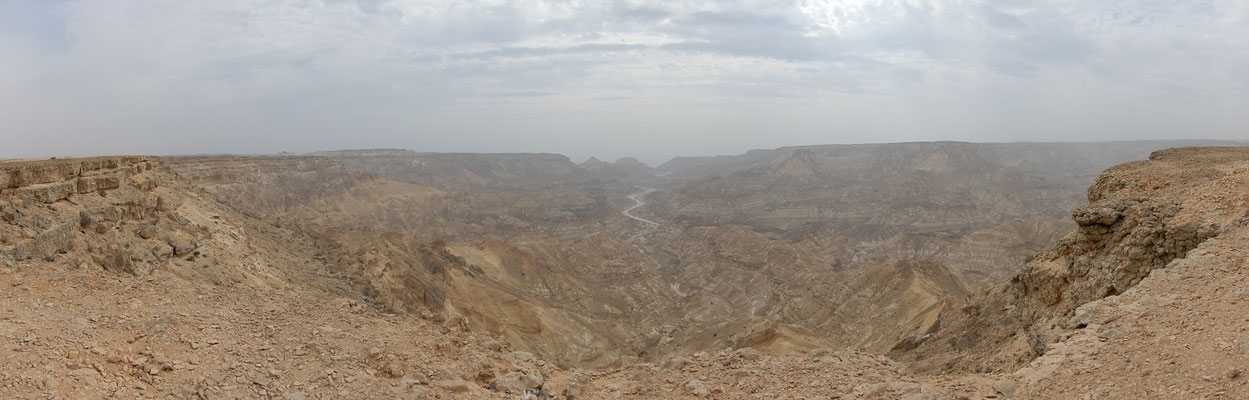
1;140;1246;399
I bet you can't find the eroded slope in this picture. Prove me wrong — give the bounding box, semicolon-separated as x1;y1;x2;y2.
896;147;1249;386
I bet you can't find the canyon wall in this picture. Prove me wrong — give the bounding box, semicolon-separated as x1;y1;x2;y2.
896;147;1249;375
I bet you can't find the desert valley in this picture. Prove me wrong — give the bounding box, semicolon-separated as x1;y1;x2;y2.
3;140;1248;399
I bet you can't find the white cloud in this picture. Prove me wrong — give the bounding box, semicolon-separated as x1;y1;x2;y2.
1;0;1246;163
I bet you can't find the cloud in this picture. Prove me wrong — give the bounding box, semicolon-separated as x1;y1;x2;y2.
0;0;1246;164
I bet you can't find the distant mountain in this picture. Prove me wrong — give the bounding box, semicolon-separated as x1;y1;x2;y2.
312;149;586;191
657;140;1244;180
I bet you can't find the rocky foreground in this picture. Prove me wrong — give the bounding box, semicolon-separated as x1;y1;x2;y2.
1;146;1247;399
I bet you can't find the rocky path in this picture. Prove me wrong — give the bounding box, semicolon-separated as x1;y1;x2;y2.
622;187;660;226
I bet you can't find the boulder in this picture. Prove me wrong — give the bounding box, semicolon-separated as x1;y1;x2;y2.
735;347;763;361
1073;206;1122;227
170;238;198;257
35;182;75;203
95;176;121;191
76;177;97;193
684;379;710;397
137;225;157;239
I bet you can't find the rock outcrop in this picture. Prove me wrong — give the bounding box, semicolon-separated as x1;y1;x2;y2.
2;156;170;272
167;155;375;216
896;147;1249;376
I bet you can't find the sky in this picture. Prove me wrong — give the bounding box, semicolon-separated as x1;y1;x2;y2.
1;0;1246;165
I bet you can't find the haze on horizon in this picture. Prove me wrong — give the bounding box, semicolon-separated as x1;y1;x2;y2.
1;0;1246;165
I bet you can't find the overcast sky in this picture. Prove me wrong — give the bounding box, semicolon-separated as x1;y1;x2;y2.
1;0;1246;164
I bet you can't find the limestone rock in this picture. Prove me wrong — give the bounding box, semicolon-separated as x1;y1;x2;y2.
436;379;472;392
993;380;1016;397
137;225;157;239
684;379;710;397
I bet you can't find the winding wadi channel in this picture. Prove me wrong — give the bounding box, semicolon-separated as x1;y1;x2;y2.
622;187;660;225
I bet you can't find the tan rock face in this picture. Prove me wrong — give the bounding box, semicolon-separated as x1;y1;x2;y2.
1;156;167;266
897;147;1249;377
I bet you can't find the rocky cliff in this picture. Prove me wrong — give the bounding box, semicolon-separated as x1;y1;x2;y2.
167;155;376;216
896;147;1249;384
2;156;172;273
0;156;365;290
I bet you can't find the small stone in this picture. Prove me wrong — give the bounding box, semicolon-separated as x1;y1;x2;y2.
437;379;471;392
735;347;763;361
684;379;710;397
284;392;307;400
170;238;198;257
994;380;1017;398
507;351;534;363
69;367;96;380
564;381;582;400
663;357;688;370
